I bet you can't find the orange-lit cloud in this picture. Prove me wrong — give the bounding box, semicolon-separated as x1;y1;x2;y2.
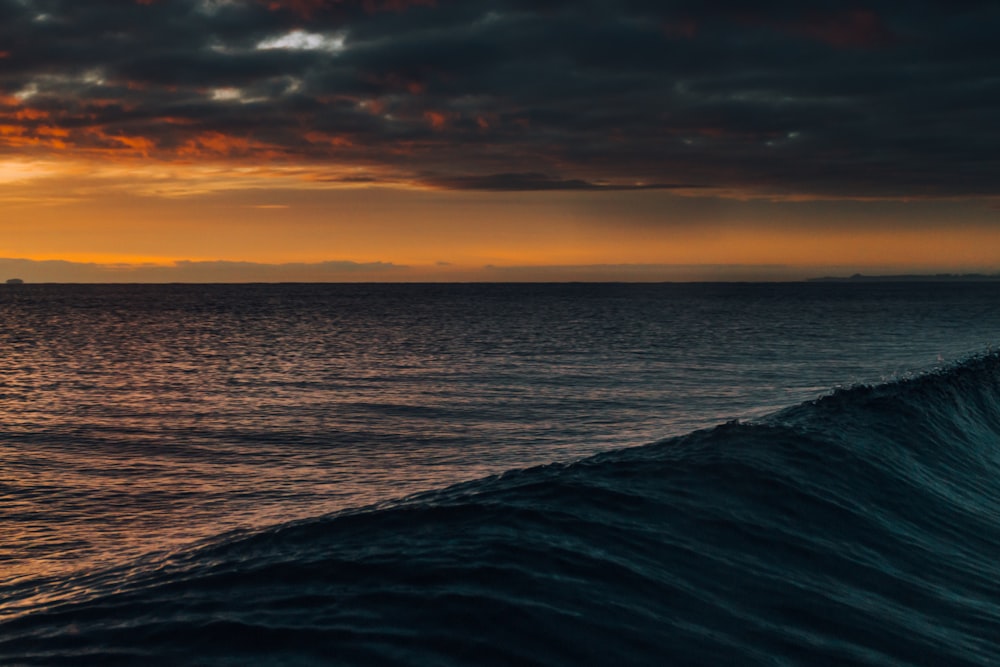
14;108;49;121
0;0;993;199
423;110;449;130
304;131;354;147
0;0;997;281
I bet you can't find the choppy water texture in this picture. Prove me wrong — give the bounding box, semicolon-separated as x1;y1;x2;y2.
2;283;1000;665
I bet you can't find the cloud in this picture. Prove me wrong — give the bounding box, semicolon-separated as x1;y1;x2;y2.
421;173;706;191
0;1;998;198
478;263;803;281
0;257;817;282
0;257;405;283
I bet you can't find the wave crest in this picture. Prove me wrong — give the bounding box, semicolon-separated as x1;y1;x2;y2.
4;355;1000;665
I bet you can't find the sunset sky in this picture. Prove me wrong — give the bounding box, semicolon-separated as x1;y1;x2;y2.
1;0;998;281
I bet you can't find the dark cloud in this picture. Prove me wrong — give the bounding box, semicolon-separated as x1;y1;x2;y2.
423;172;704;191
1;0;998;197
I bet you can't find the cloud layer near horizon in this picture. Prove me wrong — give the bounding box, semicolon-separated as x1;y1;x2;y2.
0;257;406;282
0;256;819;282
2;0;999;198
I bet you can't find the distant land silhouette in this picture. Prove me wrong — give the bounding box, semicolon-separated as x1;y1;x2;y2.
809;273;1000;282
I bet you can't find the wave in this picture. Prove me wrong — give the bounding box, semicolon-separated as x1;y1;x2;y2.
3;355;1000;665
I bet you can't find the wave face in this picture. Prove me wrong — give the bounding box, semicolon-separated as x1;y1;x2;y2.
3;355;1000;666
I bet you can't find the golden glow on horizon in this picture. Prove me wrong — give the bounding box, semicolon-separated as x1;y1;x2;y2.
4;222;1000;278
2;156;999;281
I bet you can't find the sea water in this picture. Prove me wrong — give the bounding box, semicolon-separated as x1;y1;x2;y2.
1;282;999;665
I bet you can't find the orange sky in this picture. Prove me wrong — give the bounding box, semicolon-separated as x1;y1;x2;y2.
2;157;999;281
2;1;999;281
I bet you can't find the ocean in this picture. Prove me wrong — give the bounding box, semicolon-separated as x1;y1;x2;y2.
1;282;998;665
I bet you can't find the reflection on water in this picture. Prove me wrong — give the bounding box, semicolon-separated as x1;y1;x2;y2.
2;282;999;616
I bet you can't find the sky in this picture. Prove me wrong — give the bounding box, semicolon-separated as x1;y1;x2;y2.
1;0;998;281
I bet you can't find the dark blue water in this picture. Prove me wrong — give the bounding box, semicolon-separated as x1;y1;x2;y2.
1;283;999;664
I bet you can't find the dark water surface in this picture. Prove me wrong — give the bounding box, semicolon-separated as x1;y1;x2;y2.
1;283;999;664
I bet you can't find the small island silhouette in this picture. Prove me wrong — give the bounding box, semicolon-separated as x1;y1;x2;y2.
5;278;24;285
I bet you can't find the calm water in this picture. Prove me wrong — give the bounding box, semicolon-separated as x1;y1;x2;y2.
2;282;1000;664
